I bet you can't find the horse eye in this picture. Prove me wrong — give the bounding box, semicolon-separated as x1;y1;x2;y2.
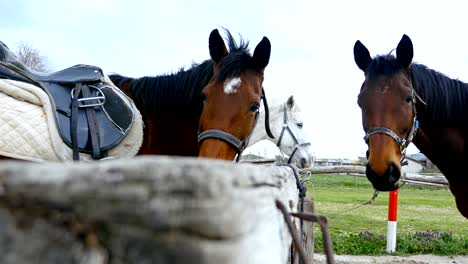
297;123;303;128
248;103;260;113
201;93;207;102
405;96;413;103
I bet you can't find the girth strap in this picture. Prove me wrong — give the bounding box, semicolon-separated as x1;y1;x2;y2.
70;83;102;160
81;84;101;160
71;84;82;160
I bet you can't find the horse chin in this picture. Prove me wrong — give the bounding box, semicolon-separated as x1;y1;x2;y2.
288;147;313;168
297;157;312;169
289;157;310;169
199;139;238;161
366;163;401;191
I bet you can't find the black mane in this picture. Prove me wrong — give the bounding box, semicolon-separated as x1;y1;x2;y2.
109;29;253;113
217;29;251;81
411;63;468;125
365;54;405;80
0;42;6;60
109;29;252;112
109;60;213;112
365;54;468;125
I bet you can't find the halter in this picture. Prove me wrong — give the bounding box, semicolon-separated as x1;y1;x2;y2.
363;88;422;166
276;106;311;164
198;88;273;162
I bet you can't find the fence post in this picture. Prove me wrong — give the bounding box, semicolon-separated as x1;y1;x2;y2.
302;197;315;263
386;189;398;253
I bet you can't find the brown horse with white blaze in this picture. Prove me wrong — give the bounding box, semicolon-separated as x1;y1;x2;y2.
111;29;271;161
354;34;468;218
198;29;271;160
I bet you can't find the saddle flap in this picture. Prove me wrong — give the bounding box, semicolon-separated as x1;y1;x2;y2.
43;82;134;153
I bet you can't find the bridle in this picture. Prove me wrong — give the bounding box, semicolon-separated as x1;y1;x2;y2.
276;105;311;164
198;88;274;162
363;74;425;165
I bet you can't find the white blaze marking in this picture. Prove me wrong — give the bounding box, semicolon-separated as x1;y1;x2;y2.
224;77;241;94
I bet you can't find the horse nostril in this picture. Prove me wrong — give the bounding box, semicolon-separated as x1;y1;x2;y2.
388;163;401;183
300;158;308;168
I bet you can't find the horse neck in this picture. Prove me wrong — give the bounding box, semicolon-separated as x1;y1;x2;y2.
411;70;468;193
413;126;467;174
127;60;213;114
410;64;468;175
125;60;213;156
413;125;468;218
412;64;468;126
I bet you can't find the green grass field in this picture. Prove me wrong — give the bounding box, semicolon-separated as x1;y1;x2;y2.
305;173;467;255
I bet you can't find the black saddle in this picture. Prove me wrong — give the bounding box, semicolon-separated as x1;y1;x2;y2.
0;41;134;160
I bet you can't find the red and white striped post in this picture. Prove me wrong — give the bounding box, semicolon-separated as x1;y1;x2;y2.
386;189;399;253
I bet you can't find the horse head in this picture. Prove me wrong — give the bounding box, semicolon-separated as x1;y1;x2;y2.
354;34;418;191
198;29;271;161
249;95;314;168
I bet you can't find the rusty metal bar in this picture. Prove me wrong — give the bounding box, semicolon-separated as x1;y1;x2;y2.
275;200;310;264
291;212;335;264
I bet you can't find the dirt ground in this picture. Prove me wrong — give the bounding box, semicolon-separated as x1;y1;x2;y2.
313;254;468;264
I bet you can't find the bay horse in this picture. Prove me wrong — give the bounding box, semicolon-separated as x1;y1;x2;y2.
248;95;313;168
110;28;272;160
354;34;468;218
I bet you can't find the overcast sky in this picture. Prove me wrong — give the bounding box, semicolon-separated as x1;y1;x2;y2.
2;0;468;159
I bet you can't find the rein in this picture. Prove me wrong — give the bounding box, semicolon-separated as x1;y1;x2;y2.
328;189;379;216
276;106;311;164
198;88;273;162
262;88;275;139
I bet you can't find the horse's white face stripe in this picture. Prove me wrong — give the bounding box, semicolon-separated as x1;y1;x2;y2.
224;77;241;94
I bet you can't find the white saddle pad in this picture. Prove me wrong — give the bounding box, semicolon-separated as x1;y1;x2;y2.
0;77;143;161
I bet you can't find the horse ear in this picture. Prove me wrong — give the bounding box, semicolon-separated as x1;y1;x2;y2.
354;40;372;72
396;34;413;68
287;95;295;109
252;37;271;71
209;29;228;64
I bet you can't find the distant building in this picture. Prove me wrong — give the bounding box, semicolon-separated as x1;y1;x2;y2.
407;153;437;169
314;158;343;166
402;156;424;173
356;153;436;173
314;158;362;167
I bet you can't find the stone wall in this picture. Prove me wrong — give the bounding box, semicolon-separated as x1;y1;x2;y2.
0;156;300;264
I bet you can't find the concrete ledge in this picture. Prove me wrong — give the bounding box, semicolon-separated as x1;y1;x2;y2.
0;156;300;264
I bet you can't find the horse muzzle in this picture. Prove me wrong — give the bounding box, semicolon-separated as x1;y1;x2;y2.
366;162;401;191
